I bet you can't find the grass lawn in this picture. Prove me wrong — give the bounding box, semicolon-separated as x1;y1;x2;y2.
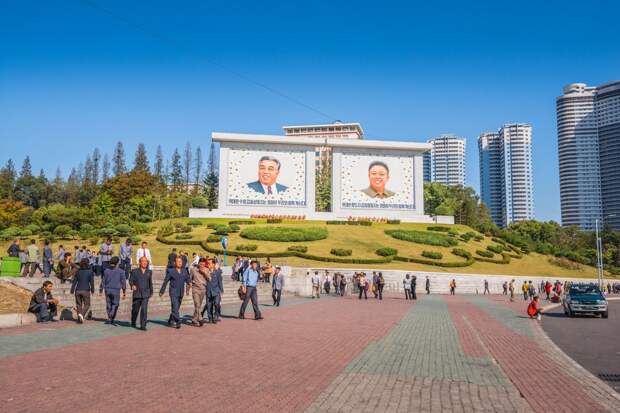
0;218;609;279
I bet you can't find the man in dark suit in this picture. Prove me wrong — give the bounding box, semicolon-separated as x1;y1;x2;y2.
166;248;178;269
29;280;59;322
159;256;190;329
246;156;288;195
129;256;153;331
205;258;223;323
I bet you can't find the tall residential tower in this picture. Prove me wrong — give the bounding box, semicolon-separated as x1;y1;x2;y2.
423;135;466;186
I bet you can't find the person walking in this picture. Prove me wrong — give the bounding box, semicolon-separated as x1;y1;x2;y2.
136;241;152;269
272;266;284;306
528;281;536;299
522;281;529;301
377;272;385;300
311;271;321;299
28;280;59;323
23;239;39;277
544;281;552;300
324;271;332;294
372;272;379;298
99;238;114;273
483;279;490;295
70;258;95;324
166;248;178;269
7;238;20;257
129;256;153;331
509;279;515;302
160;256;190;329
339;274;347;296
99;257;126;325
358;273;368;300
403;274;411;300
411;275;418;300
502;281;508;295
262;257;273;284
42;240;53;278
119;239;133;280
425;276;431;295
239;260;263;320
449;279;456;295
189;258;210;327
206;258;223;323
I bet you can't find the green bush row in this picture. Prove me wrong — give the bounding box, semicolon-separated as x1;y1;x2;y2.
376;247;398;256
236;244;258;251
427;226;459;235
175;234;194;240
240;226;328;242
474;253;511;264
287;245;308;253
206;235;222;243
451;248;472;259
326;221;347;225
187;219;203;226
266;219;282;224
476;249;494;258
486;244;504;254
393;254;475;268
330;248;352;257
421;251;443;260
386;219;400;224
228;220;256;225
385;229;458;247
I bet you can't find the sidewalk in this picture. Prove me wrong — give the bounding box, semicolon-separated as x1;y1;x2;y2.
0;293;618;412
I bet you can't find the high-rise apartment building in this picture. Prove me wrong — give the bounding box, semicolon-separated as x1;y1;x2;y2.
556;80;620;230
424;135;466;186
479;124;534;228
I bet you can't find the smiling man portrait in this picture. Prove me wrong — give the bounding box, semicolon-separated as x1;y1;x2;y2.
247;156;289;195
360;161;395;199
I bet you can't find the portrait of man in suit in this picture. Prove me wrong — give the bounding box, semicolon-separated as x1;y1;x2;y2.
247;156;288;195
360;161;395;199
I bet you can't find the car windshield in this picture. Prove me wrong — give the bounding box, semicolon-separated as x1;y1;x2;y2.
570;285;601;296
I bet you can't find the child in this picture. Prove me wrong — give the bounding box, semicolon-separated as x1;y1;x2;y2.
527;295;542;321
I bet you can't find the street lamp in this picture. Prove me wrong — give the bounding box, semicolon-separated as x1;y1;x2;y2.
595;214;615;289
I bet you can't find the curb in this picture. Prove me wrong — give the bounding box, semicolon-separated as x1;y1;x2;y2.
0;313;37;329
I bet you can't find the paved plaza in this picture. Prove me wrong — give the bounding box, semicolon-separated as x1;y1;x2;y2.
1;294;619;413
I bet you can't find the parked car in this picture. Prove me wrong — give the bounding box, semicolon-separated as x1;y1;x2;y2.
563;283;608;318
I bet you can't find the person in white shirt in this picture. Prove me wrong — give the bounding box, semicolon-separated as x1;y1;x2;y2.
136;241;152;269
311;271;321;299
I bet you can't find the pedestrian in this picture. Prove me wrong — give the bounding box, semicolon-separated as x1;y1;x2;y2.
544;281;552;300
166;248;178;269
372;272;379;298
23;239;39;277
449;279;456;295
377;272;385;300
425;276;431;294
206;258;223;323
99;238;114;273
272;266;284;306
411;275;418;299
119;238;133;279
129;256;153;331
7;238;20;257
324;271;332;294
42;240;53;278
509;279;515;301
311;271;321;299
239;260;263;320
403;274;411;300
358;273;368;300
28;280;59;323
334;272;341;295
70;258;95;324
99;256;126;325
136;241;152;269
339;273;347;296
262;257;273;284
522;281;529;301
528;281;536;299
483;279;490;295
502;281;508;295
160;256;190;329
57;244;65;261
57;252;78;284
527;295;543;321
190;258;210;327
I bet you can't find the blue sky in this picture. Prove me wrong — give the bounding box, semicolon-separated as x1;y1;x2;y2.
1;0;619;222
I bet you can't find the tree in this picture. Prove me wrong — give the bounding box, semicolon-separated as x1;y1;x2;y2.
0;159;17;199
203;142;218;210
169;149;183;190
315;154;332;212
112;141;126;176
133;143;150;173
183;141;192;192
194;146;203;189
102;170;163;212
92;148;101;184
154;145;164;182
20;156;32;178
102;153;111;182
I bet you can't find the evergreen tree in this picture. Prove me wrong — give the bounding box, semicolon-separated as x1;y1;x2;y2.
102;153;111;182
133;143;150;172
112;141;126;176
169;148;183;190
203;142;218;210
183;141;192;191
0;159;16;199
154;145;164;182
92;148;101;184
315;154;332;212
20;156;32;178
194;146;203;188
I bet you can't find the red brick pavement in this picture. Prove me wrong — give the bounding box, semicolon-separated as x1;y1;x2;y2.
445;295;609;413
0;295;411;413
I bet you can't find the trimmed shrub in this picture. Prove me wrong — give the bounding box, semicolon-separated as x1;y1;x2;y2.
376;247;398;257
138;214;152;223
476;249;494;258
229;220;255;225
346;220;372;226
80;223;94;234
214;225;232;235
427;226;459;236
191;196;209;208
474;235;484;241
207;223;217;229
236;244;258;251
422;251;443;260
157;224;174;237
128;235;142;244
53;225;73;239
187;219;203;226
19;229;33;237
266;219;282;224
206;235;222;243
175;234;193;240
386;219;401;224
240;226;328;242
385;229;458;247
2;226;21;239
394;255;475;268
287;245;308;253
131;222;149;235
326;220;347;225
487;244;504;254
25;224;40;234
229;224;240;232
451;248;472;259
460;231;477;242
330;248;352;257
176;224;192;233
474;253;511;264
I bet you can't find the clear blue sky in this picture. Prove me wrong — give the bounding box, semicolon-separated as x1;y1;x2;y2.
1;0;619;222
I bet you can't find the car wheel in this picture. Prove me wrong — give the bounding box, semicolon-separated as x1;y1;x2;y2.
602;311;608;319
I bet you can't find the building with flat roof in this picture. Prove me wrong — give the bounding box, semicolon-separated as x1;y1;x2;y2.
423;135;466;186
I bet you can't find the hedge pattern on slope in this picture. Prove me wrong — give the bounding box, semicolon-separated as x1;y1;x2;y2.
385;229;459;247
240;226;328;242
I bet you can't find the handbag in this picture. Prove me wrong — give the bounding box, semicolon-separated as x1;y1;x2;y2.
238;285;246;301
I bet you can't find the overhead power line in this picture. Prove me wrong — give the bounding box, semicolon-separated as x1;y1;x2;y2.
77;0;337;121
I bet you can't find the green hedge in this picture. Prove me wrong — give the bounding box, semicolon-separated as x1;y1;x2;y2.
451;248;472;259
287;245;308;253
266;219;282;224
228;220;256;225
427;226;459;236
330;248;352;257
240;226;328;242
207;223;217;229
476;249;494;258
386;219;401;224
385;229;458;247
206;235;222;243
229;224;240;232
187;219;203;226
236;244;258;251
156;235;202;246
376;247;398;256
326;221;347;225
487;244;504;254
460;231;477;242
214;225;233;235
347;220;372;226
474;253;511;264
422;251;443;260
394;255;475;268
474;235;485;241
175;234;193;240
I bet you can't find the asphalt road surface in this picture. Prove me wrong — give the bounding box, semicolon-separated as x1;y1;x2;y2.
542;299;620;394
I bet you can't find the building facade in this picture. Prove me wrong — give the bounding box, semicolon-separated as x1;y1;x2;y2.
424;135;466;186
478;124;534;228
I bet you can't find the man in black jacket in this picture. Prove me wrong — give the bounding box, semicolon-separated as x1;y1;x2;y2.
205;258;223;323
159;256;190;329
70;258;95;323
7;238;20;257
129;256;153;331
29;281;59;322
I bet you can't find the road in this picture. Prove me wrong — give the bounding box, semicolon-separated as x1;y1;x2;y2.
542;299;620;394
